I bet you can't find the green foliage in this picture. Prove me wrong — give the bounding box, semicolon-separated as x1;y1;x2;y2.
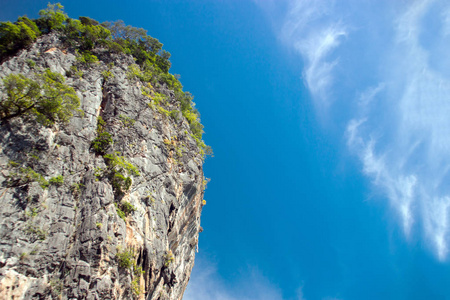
156;50;171;73
115;201;136;220
92;132;113;154
169;110;179;121
115;245;144;295
152;92;166;105
70;182;83;195
126;64;151;82
104;152;140;176
121;201;136;214
92;116;113;154
26;59;36;68
115;203;126;220
96;115;106;131
63;17;111;50
0;69;80;126
26;207;39;218
29;153;39;160
8;160;20;167
76;50;98;67
49;175;64;186
111;172;132;193
164;250;174;267
101;152;139;194
15;167;49;189
156;105;170;117
119;114;135;127
94;167;103;179
116;247;134;269
101;69;114;81
66;65;83;78
79;16;99;26
0;4;211;157
131;277;141;296
25;224;47;240
0;17;40;61
17;16;41;36
102;20;165;65
191;133;213;158
36;3;67;33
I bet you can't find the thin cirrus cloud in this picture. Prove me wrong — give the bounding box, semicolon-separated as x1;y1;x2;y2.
280;0;346;108
259;0;450;260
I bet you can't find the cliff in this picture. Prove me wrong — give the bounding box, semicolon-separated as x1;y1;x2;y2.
0;9;208;300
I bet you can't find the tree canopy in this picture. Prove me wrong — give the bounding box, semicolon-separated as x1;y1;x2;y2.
0;70;80;126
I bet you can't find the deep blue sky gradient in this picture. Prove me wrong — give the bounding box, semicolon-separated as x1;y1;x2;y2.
3;1;450;299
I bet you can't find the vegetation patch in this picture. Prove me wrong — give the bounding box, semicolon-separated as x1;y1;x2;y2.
104;152;140;194
7;167;49;189
116;247;134;269
24;224;46;240
75;50;98;66
49;175;64;186
0;69;81;126
0;2;212;157
119;114;135;127
163;250;174;267
115;200;136;220
115;246;144;296
91;116;112;154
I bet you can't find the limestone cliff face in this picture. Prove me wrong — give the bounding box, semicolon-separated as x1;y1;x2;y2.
0;33;205;299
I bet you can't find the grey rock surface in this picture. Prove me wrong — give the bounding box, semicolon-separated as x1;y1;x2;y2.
0;33;205;300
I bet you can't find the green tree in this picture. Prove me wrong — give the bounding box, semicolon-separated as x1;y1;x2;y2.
63;17;111;50
0;70;80;126
36;3;67;33
0;17;40;60
156;50;171;73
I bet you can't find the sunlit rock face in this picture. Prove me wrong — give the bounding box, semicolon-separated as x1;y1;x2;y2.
0;33;205;300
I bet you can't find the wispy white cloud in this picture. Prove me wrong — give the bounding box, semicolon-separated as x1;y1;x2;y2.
183;257;286;300
257;0;450;260
280;0;346;108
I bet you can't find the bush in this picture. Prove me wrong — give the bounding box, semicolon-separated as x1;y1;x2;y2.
76;50;98;66
121;201;136;214
104;152;140;177
115;203;126;220
115;201;136;220
92;132;113;154
91;116;113;154
49;175;64;186
14;167;49;189
111;172;132;193
116;247;134;269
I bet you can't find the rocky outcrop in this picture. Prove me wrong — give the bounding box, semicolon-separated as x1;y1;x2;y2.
0;33;205;299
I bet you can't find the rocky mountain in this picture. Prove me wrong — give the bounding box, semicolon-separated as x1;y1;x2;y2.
0;6;208;300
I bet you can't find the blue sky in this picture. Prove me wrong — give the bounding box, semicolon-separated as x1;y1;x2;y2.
3;0;450;299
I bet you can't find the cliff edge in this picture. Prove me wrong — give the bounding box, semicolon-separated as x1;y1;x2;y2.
0;6;208;300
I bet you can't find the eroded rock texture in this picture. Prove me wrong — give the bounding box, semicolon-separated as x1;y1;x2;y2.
0;33;205;299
